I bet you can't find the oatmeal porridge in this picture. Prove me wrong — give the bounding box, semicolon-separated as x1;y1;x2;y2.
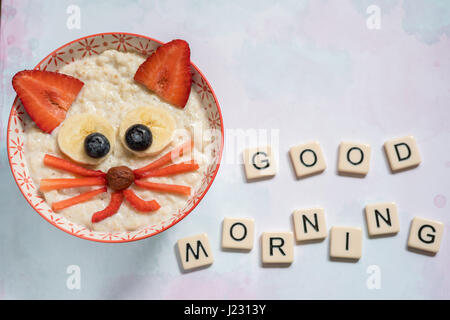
23;49;213;232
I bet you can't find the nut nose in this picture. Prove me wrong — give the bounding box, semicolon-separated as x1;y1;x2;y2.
106;166;134;191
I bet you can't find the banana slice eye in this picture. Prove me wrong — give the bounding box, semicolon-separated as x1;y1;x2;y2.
57;114;115;165
119;106;176;157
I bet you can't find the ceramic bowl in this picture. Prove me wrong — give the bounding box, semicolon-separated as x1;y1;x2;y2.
7;32;223;242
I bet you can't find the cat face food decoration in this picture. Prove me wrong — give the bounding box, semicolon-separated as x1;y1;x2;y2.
10;37;221;236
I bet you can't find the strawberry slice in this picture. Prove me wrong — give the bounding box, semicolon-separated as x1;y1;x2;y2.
12;70;84;133
91;191;124;223
123;189;161;213
134;39;192;108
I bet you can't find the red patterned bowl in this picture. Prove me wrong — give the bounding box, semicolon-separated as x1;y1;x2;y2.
7;32;223;242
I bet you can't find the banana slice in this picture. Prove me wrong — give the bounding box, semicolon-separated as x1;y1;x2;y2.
119;106;176;156
57;114;115;165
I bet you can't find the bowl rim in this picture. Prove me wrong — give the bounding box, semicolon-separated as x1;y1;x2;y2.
6;32;224;243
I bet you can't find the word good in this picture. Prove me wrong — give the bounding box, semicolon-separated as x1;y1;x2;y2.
176;204;444;271
243;135;421;180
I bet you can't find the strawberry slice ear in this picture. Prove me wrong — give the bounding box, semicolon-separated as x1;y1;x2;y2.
12;70;84;133
134;39;192;108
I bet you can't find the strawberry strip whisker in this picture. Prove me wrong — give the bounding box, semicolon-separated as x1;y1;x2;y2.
134;180;191;196
44;154;105;177
40;177;106;191
133;140;193;177
138;161;199;178
123;189;160;212
52;187;107;212
91;191;124;223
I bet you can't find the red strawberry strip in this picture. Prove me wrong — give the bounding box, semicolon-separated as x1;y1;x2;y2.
133;140;193;177
123;189;161;213
134;180;191;196
40;177;106;191
52;187;107;212
91;191;124;223
44;154;105;177
138;161;199;178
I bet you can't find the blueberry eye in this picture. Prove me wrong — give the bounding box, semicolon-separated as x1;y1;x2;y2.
125;124;152;151
84;132;111;158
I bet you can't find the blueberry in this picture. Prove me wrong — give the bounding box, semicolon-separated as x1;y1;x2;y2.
125;124;152;151
84;133;110;158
